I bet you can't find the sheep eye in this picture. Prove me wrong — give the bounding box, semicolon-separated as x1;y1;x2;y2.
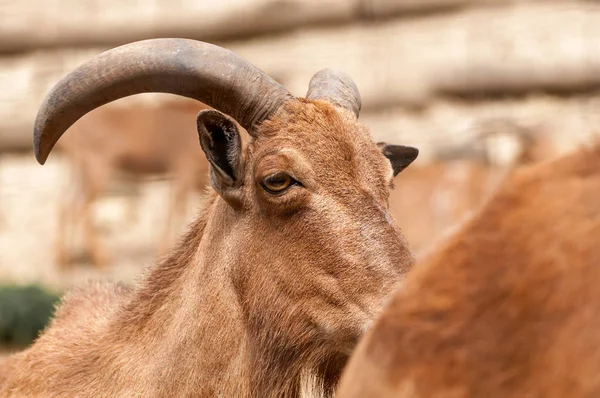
262;172;295;194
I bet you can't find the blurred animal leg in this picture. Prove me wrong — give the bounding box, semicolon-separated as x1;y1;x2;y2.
56;185;74;269
78;158;111;268
120;175;142;226
81;187;108;267
56;165;82;269
124;188;141;225
157;174;192;259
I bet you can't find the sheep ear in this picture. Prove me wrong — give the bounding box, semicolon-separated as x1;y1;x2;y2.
377;143;419;176
197;110;243;188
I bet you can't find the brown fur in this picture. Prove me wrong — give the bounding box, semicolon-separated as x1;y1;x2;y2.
0;99;415;397
390;160;498;254
390;118;556;254
337;142;600;397
54;97;213;268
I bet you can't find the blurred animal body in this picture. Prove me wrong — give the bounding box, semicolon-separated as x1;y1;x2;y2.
337;141;600;397
0;38;419;397
55;97;212;268
390;117;557;254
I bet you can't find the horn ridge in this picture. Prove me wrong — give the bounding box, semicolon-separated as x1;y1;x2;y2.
306;68;361;118
34;38;294;164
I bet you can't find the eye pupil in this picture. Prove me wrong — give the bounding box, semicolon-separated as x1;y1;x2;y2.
267;175;287;186
262;173;293;193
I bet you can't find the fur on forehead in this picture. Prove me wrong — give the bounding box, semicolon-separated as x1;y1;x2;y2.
257;99;368;140
252;99;384;166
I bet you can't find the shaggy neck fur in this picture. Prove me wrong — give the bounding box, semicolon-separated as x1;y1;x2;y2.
104;192;342;397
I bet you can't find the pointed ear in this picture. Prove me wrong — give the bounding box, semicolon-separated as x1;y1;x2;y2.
197;110;243;189
377;143;419;176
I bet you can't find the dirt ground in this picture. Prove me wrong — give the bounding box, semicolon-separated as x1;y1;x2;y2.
0;152;203;292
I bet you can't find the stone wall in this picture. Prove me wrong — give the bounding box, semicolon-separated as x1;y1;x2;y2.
1;0;598;156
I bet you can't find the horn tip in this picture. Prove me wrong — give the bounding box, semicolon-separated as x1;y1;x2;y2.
33;126;49;165
33;144;48;165
34;151;47;165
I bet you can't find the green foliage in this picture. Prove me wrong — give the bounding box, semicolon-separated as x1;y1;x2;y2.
0;285;61;347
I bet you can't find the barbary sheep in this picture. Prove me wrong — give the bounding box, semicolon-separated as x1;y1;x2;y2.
0;38;419;398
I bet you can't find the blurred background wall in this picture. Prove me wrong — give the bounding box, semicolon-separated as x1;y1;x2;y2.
0;0;599;351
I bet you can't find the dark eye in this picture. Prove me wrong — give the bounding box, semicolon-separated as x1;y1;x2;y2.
261;172;297;194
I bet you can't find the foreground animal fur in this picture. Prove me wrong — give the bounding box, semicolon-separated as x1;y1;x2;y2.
337;142;600;397
1;97;418;397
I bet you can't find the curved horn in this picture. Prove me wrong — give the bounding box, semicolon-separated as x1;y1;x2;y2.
306;68;361;118
33;38;294;164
